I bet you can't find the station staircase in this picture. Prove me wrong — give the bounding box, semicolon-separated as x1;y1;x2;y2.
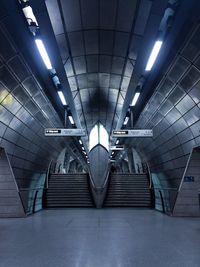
45;173;94;208
104;173;152;207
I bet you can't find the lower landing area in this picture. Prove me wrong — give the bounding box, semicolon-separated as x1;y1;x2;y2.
0;209;200;267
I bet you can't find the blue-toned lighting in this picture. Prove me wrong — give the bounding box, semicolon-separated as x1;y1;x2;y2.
35;39;52;69
145;40;163;71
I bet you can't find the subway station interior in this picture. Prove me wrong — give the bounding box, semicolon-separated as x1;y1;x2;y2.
0;0;200;266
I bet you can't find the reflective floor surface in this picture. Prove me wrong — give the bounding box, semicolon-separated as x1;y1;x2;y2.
0;208;200;267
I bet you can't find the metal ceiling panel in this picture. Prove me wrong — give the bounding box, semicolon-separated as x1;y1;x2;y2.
176;95;195;115
99;0;117;30
56;34;69;62
68;32;84;56
179;66;200;92
61;0;82;32
113;32;129;57
80;0;98;29
46;0;64;35
168;56;190;83
111;57;125;75
0;65;18;91
73;56;87;75
84;30;98;55
134;0;152;35
64;60;74;77
188;82;200;103
116;0;136;32
8;56;30;82
86;55;98;73
99;55;112;73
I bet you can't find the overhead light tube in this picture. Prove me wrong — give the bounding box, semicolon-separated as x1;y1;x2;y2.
131;92;140;106
145;40;163;71
35;39;52;70
123;117;129;125
79;139;82;145
58;91;67;106
116;139;119;145
68;115;74;125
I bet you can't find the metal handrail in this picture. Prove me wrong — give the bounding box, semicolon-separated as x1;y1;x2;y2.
46;159;53;189
154;187;178;191
146;162;152;189
19;187;44;191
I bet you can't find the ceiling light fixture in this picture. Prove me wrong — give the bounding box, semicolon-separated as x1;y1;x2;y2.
68;115;74;125
116;139;119;145
22;5;38;26
131;92;140;106
79;139;82;145
145;40;163;71
123;116;129;125
35;39;52;70
58;91;67;106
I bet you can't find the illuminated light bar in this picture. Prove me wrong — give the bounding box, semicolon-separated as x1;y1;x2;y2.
35;39;52;69
145;40;163;71
131;92;140;106
116;139;119;145
82;146;85;151
79;139;82;145
58;91;67;106
110;145;124;151
68;115;74;125
22;5;38;26
123;116;129;125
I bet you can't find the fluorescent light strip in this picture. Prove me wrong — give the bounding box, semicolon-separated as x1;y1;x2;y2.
131;92;140;106
145;40;163;71
35;39;52;70
58;91;67;106
123;116;129;125
68;115;74;125
82;146;85;151
79;139;82;145
116;139;119;145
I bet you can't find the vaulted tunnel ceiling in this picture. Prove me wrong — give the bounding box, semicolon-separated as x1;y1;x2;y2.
45;0;155;137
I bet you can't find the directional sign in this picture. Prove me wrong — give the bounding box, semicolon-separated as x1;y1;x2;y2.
112;129;153;137
109;145;125;150
45;128;85;136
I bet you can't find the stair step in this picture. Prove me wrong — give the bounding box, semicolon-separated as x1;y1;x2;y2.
46;173;94;208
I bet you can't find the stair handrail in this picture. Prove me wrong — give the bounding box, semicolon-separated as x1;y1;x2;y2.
45;159;53;189
146;162;152;189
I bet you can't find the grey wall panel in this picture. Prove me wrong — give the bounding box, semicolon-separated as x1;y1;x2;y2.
0;23;82;214
131;25;200;213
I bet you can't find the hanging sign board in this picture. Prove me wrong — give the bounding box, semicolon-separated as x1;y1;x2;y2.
112;129;153;137
45;128;85;136
109;145;125;150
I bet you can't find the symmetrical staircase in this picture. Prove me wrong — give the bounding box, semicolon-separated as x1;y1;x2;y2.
104;173;152;207
45;173;94;208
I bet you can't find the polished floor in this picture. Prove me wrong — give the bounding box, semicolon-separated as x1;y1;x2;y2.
0;208;200;267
